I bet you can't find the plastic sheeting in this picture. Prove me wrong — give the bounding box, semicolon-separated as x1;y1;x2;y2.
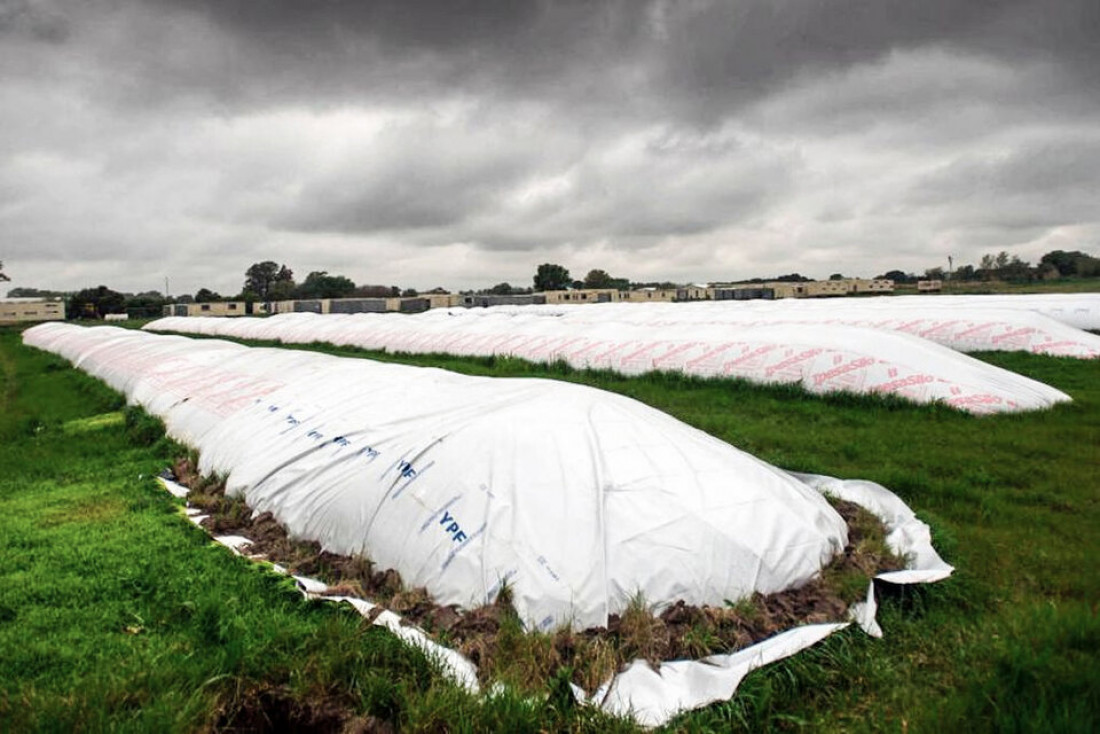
27;323;953;727
26;323;849;631
146;311;1071;414
875;293;1100;331
438;299;1100;358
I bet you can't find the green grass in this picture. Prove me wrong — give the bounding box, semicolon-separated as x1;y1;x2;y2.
2;324;1098;732
0;328;632;733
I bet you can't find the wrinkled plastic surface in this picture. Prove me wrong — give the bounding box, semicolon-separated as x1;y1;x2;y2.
455;299;1100;358
146;307;1072;414
26;324;848;631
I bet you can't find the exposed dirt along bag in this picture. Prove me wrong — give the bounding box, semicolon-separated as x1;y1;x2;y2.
147;311;1070;414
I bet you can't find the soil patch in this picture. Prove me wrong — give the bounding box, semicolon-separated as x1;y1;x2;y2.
173;458;905;696
210;684;393;734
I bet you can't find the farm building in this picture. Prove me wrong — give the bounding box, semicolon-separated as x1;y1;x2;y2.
622;288;678;302
676;285;711;300
542;289;620;304
0;299;65;324
163;301;250;317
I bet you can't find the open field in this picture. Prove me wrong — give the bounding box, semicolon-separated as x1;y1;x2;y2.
2;324;1098;732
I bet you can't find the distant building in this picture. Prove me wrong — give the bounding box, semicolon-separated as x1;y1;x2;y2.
710;277;894;301
676;285;710;301
163;301;249;317
622;288;677;302
711;287;776;301
852;278;895;294
542;289;621;304
0;299;65;324
917;279;943;292
456;294;545;308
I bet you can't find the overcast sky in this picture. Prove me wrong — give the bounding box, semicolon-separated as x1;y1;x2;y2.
2;0;1098;296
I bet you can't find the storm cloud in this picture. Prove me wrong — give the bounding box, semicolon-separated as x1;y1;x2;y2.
1;0;1098;295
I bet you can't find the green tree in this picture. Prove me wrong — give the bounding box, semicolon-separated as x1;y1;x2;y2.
828;273;845;281
194;288;221;303
243;262;295;300
67;286;126;320
486;282;514;295
533;263;571;291
7;287;66;298
1040;250;1100;278
877;270;915;284
296;271;356;299
954;264;976;281
583;269;614;289
125;291;167;319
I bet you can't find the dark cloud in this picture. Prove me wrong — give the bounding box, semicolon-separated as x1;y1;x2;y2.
1;0;1098;294
0;0;71;42
72;0;1094;123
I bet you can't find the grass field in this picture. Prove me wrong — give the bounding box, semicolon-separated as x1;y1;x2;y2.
1;324;1097;732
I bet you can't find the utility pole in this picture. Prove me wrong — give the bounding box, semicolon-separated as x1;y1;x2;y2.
165;277;170;298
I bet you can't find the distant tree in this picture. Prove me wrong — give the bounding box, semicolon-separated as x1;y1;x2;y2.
296;271;356;299
533;263;571;291
125;291;168;319
266;280;295;300
877;270;915;284
7;287;66;298
976;251;1034;282
243;261;295;300
774;273;811;283
828;273;845;281
194;288;221;303
954;264;976;281
1040;250;1100;278
486;282;514;295
67;286;126;320
924;267;945;280
571;280;584;289
390;286;401;297
402;288;419;297
1000;255;1034;283
583;269;613;289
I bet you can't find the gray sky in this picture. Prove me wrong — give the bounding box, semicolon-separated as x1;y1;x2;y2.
2;0;1098;296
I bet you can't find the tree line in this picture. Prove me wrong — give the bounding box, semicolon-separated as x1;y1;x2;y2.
876;250;1100;285
5;249;1099;320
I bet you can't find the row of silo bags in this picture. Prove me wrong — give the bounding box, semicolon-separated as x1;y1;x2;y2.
147;304;1073;414
24;322;952;726
421;294;1100;358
